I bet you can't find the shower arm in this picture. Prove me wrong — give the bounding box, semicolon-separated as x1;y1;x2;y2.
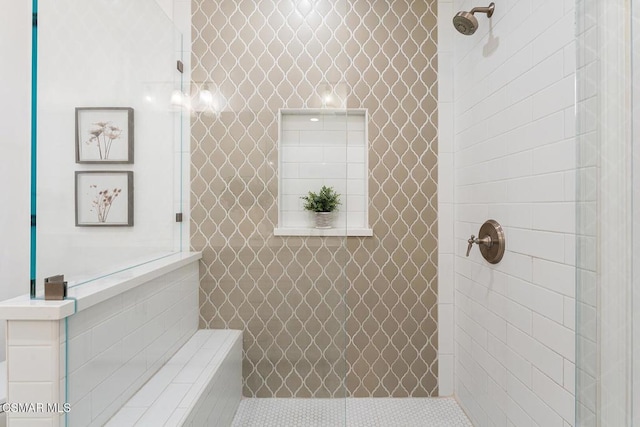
469;4;495;18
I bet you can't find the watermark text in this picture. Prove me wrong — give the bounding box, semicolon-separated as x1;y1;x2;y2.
1;402;71;414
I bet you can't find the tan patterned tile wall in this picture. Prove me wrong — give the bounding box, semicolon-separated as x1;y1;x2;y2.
191;0;438;397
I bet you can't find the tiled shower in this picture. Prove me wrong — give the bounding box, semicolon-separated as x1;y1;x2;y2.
191;0;577;424
2;0;639;425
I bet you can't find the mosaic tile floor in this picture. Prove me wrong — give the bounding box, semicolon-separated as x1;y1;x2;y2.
231;398;473;427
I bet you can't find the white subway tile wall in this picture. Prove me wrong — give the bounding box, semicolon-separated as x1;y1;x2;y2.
65;263;199;426
437;0;455;397
438;0;576;424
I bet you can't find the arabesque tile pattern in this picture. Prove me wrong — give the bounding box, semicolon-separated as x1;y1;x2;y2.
191;0;438;397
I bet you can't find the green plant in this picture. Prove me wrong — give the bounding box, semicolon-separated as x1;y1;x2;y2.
300;185;341;213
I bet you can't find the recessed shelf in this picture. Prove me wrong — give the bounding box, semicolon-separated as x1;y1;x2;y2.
277;108;371;237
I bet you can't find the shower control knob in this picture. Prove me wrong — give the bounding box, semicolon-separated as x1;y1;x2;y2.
466;236;475;256
466;235;492;256
465;220;506;264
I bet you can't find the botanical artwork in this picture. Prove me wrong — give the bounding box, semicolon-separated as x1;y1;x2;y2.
75;171;133;226
76;108;134;163
89;186;123;223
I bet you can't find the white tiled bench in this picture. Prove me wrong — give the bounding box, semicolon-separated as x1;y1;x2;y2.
106;329;243;426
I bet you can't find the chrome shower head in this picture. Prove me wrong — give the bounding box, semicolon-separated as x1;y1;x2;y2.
453;2;495;35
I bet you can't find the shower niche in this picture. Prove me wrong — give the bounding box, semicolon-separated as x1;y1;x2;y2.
274;109;373;236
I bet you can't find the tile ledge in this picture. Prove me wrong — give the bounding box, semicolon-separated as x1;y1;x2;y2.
0;252;202;320
274;227;373;237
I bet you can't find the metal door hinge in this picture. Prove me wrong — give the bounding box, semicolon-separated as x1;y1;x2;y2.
177;60;184;73
176;213;183;223
44;274;67;300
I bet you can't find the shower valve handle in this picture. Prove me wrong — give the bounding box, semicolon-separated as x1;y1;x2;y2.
467;220;505;263
466;235;493;257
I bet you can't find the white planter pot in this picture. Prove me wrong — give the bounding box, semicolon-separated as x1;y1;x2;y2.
314;212;333;229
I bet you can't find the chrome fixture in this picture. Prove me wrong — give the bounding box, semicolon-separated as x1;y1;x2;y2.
453;2;495;35
466;219;505;264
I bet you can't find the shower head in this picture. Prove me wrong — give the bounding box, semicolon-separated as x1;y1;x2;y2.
453;12;478;35
453;2;495;35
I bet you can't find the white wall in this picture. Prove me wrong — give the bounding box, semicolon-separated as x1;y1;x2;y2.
439;0;577;425
0;0;34;362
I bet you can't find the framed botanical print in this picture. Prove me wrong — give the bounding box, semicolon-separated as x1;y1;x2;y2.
75;107;134;163
75;171;133;226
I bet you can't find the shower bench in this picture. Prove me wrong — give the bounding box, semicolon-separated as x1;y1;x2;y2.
106;329;242;426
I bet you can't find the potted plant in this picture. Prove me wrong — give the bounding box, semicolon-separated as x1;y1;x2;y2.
301;185;341;229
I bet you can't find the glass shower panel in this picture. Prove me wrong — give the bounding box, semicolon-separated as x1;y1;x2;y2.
35;0;184;293
632;1;640;423
189;0;350;423
190;95;350;412
192;107;350;398
575;0;598;422
576;0;636;425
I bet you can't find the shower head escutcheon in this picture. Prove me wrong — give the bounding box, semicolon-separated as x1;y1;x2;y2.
453;2;495;36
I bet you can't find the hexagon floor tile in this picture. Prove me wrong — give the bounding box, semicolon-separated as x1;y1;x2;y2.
231;398;473;427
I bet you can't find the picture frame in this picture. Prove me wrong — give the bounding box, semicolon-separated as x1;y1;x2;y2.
75;107;134;163
75;171;134;226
